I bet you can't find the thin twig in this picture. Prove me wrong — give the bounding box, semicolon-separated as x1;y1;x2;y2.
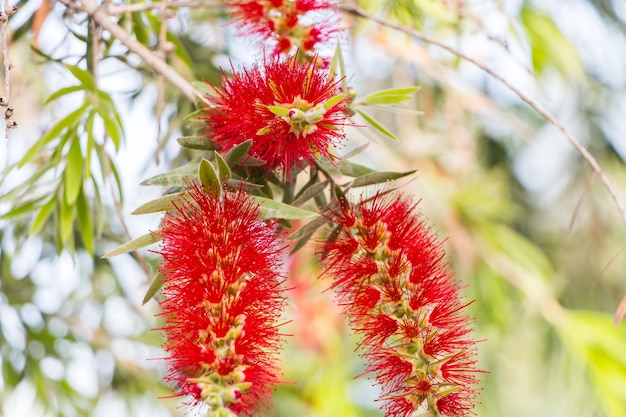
339;3;626;230
107;1;224;14
58;0;210;105
1;0;17;138
154;0;169;165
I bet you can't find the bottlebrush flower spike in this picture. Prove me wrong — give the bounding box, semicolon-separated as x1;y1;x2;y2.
229;0;342;57
156;183;286;416
202;56;349;176
321;192;481;417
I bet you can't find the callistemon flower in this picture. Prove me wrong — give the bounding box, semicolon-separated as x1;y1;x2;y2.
321;193;481;417
157;183;286;416
202;56;348;175
230;0;341;57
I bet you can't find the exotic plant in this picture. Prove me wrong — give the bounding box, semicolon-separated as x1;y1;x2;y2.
4;1;626;417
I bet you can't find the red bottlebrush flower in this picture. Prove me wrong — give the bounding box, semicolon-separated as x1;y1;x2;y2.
156;183;286;416
321;192;481;417
229;0;342;57
202;56;348;175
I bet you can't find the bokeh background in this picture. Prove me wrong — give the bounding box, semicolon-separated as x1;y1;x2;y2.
2;0;626;416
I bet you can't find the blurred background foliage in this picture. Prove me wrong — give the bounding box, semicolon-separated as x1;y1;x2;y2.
1;0;626;416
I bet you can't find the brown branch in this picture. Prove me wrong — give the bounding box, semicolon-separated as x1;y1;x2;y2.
1;1;17;138
340;3;626;230
58;0;210;105
107;1;225;14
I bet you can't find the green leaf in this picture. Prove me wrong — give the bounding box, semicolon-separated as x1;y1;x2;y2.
98;107;123;150
520;6;585;80
131;192;187;215
191;80;215;96
76;188;93;255
267;105;289;117
362;94;415;106
64;138;83;205
177;136;216;150
141;163;199;186
360;87;419;105
348;170;416;188
58;196;75;247
44;86;85;105
65;64;96;90
29;196;56;235
338;160;375;177
199;158;220;197
341;143;369;160
0;196;47;219
356;110;398;140
19;103;89;168
142;274;165;305
102;232;162;258
324;94;346;110
250;196;318;219
215;152;231;182
288;215;327;241
224;140;253;166
292;180;329;207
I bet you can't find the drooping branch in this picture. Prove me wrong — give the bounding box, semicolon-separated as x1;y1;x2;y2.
339;2;626;230
58;0;210;105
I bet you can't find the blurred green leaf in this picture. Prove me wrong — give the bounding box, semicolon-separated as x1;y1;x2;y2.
356;109;397;140
520;5;585;80
76;187;94;255
64;138;83;205
29;196;56;236
19;103;89;168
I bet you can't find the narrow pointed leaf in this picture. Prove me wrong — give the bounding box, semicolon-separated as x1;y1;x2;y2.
76;188;94;255
29;197;56;235
64;138;83;205
288;215;327;240
215;152;231;182
251;196;317;219
356;109;397;140
199;158;220;197
141;163;199;186
338;160;375;177
324;94;345;110
131;192;187;215
177;136;216;150
348;170;417;188
102;232;162;258
292;180;329;207
142;274;165;305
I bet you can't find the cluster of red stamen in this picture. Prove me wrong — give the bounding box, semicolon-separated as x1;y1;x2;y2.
157;184;286;416
230;0;341;57
202;56;349;175
322;193;481;417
